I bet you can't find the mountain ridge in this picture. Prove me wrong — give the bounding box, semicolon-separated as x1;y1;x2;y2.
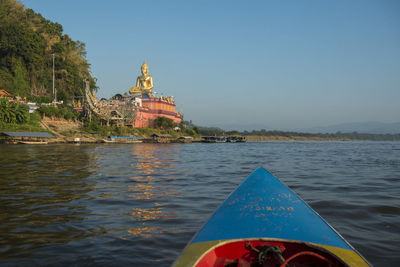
219;121;400;134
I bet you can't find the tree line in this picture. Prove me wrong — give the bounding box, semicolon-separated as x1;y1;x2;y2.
195;126;400;141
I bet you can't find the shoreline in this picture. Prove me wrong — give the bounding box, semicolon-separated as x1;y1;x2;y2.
3;117;399;144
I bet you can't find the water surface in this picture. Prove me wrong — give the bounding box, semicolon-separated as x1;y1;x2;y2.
0;142;399;266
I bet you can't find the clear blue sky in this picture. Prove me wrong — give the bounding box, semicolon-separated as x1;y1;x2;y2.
21;0;400;130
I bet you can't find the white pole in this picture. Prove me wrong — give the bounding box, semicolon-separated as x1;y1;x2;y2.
52;53;56;103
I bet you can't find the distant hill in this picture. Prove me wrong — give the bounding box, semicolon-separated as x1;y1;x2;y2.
218;123;272;132
218;121;400;134
0;0;97;102
299;122;400;134
188;121;400;140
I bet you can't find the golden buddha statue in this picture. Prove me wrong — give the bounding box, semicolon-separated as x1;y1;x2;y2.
129;61;154;96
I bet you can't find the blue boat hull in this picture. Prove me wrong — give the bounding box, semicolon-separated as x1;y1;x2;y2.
173;168;370;266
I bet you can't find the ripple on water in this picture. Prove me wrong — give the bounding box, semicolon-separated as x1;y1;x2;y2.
0;142;399;266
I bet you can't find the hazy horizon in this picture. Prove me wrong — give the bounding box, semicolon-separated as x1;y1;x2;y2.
21;0;400;130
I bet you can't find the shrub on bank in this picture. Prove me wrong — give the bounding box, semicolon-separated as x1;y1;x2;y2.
0;99;45;132
27;95;51;103
155;116;175;129
0;98;29;124
38;105;80;120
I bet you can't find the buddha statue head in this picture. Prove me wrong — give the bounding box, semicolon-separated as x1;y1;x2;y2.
141;61;149;76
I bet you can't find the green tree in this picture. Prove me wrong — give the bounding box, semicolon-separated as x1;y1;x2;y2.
155;116;174;129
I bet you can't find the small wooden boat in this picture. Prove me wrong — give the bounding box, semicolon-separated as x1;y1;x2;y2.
226;136;246;143
202;136;227;143
177;136;194;143
173;168;370;267
102;138;116;143
18;141;48;145
226;136;238;143
102;136;142;143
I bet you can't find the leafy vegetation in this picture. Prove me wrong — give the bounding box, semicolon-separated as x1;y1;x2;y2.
0;0;97;102
37;105;80;120
0;118;44;132
0;98;44;131
154;116;175;129
153;117;199;136
0;97;28;123
197;126;226;136
79;116;199;138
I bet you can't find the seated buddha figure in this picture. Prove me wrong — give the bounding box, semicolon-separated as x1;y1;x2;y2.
129;61;154;96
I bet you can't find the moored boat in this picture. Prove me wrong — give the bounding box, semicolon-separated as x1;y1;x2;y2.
201;136;227;143
102;136;142;143
102;138;115;143
226;136;238;143
226;136;247;143
177;136;193;143
173;168;370;267
18;141;48;145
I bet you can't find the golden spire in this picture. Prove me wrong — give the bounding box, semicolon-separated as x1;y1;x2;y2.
142;61;148;70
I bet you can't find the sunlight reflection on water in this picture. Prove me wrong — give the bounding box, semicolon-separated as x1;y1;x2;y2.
0;142;399;266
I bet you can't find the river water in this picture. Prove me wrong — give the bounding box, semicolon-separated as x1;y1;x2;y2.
0;142;399;266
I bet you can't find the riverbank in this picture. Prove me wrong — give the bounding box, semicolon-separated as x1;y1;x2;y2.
1;117;201;144
20;118;351;143
3;117;399;143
